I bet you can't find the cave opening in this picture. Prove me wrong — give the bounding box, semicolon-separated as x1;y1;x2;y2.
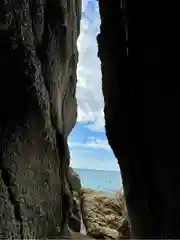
67;0;129;238
69;0;121;189
1;0;180;238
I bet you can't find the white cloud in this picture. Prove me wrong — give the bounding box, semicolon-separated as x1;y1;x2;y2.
76;0;105;132
82;0;89;13
69;137;111;151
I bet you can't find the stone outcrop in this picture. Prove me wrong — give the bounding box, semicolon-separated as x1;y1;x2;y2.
97;0;180;238
67;167;81;193
80;188;130;239
117;217;131;239
0;0;81;238
67;167;82;232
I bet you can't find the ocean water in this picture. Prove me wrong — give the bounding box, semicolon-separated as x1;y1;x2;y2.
74;168;122;195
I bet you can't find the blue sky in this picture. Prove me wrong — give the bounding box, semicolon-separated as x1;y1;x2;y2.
68;0;119;171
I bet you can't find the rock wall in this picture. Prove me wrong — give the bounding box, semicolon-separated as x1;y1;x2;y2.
98;0;180;238
0;0;81;238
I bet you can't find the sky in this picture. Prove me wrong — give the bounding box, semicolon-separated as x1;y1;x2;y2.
68;0;119;171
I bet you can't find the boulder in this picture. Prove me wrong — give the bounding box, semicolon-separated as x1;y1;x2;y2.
80;189;130;239
67;167;81;193
68;190;82;233
117;217;131;239
67;167;82;232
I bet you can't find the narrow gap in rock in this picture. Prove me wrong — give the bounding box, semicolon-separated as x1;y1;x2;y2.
67;0;129;239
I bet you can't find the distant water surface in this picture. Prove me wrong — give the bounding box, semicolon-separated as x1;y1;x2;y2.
74;168;122;195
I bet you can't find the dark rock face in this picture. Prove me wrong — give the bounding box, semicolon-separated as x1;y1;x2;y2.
97;0;180;238
0;0;81;238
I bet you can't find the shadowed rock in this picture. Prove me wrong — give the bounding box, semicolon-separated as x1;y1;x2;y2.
97;0;180;238
0;0;81;238
67;167;82;232
67;167;81;193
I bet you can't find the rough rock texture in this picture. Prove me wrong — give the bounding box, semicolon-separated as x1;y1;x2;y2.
81;189;130;239
68;191;81;233
67;167;82;232
0;0;81;238
67;167;81;193
97;0;180;238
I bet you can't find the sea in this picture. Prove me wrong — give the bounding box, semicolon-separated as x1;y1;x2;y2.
74;168;122;195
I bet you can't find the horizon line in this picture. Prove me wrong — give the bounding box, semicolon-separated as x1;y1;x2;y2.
71;166;120;172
